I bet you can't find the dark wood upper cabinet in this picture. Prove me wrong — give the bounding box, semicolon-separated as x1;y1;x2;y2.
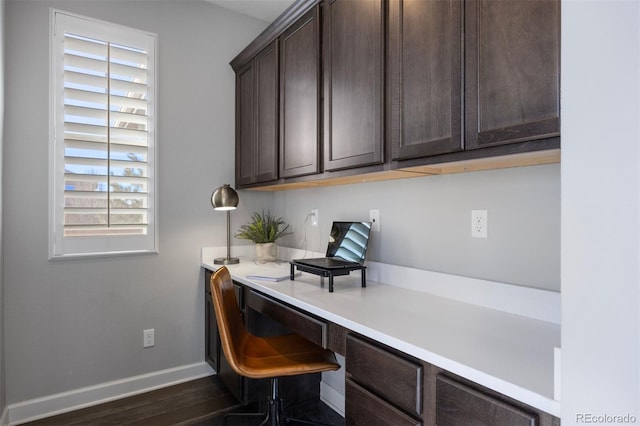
232;0;560;189
235;41;279;187
323;0;384;171
465;0;560;150
279;8;321;179
388;0;463;161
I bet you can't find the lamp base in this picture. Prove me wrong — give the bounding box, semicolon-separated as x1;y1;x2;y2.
214;257;240;265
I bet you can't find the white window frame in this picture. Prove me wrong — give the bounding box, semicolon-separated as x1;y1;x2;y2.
49;9;158;259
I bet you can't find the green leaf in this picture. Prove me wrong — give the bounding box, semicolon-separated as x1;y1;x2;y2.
234;210;292;243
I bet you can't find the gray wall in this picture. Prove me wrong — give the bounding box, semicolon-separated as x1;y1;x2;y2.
0;0;6;416
3;0;270;404
273;164;560;291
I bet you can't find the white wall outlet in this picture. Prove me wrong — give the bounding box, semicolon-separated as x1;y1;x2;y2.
143;329;155;348
471;210;488;238
311;209;319;227
369;209;380;232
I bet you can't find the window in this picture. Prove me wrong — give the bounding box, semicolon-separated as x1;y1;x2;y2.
50;10;158;258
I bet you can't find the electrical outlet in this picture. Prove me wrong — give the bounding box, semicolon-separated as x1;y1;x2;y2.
471;210;488;238
143;329;155;348
311;209;319;227
369;209;380;232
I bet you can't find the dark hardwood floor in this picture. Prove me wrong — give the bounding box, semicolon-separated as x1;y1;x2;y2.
24;375;344;426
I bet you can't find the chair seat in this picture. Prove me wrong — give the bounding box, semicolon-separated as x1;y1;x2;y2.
237;333;340;379
211;266;341;425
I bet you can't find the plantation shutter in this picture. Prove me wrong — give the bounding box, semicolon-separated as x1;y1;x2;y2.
51;10;157;258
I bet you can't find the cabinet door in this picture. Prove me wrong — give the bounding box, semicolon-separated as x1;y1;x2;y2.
280;8;320;178
235;42;278;187
235;63;255;186
389;0;463;161
323;0;384;171
465;0;560;150
254;41;279;183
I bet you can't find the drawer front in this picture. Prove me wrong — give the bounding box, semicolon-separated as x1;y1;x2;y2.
346;380;422;426
346;334;423;417
246;289;327;347
436;375;537;426
327;322;347;356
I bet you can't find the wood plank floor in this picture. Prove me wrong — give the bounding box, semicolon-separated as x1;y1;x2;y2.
23;375;344;426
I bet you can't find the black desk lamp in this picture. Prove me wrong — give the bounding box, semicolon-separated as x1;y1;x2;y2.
211;184;240;265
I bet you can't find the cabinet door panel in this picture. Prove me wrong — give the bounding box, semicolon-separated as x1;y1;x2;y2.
465;0;560;149
235;64;254;186
280;8;320;178
324;0;384;171
389;0;463;160
255;41;279;183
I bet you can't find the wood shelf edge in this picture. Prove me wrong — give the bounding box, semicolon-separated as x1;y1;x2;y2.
400;148;561;175
245;149;560;192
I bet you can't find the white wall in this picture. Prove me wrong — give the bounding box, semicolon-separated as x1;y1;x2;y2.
273;163;560;291
3;0;270;404
561;0;640;422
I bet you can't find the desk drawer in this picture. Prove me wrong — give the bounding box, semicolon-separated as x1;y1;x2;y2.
246;289;327;347
436;375;538;426
346;334;423;417
346;380;422;426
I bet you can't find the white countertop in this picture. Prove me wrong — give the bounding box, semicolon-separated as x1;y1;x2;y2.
201;257;561;417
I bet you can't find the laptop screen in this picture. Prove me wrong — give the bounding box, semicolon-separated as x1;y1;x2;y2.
326;221;372;263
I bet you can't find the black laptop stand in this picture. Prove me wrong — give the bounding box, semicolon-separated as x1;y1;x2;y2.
289;260;366;293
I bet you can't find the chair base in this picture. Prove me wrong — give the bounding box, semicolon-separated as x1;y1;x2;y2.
223;378;326;426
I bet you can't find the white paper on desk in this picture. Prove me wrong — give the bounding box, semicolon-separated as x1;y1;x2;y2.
246;271;301;282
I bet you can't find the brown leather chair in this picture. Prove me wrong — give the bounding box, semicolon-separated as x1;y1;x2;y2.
210;266;341;425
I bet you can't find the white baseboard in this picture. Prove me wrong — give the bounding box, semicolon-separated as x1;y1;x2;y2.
8;362;214;425
1;405;8;426
320;381;344;418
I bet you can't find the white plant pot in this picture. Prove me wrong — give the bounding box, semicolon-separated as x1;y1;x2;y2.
255;242;277;262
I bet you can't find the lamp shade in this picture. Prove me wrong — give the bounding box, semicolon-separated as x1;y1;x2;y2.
211;184;239;211
211;184;240;265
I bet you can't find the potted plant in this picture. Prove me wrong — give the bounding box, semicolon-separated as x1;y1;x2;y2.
235;211;292;262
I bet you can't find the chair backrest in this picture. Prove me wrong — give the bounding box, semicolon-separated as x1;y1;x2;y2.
210;266;249;377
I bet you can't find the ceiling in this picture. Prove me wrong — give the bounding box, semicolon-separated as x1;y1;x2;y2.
204;0;296;23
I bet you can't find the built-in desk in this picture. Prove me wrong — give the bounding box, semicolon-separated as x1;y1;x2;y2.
202;257;560;424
